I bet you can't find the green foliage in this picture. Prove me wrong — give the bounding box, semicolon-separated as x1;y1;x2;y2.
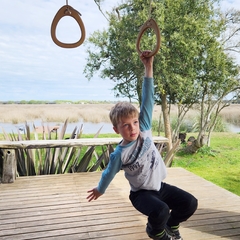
197;146;217;157
152;119;164;133
171;117;196;133
153;114;227;134
1;120;115;176
85;0;239;103
173;132;240;196
84;0;240;146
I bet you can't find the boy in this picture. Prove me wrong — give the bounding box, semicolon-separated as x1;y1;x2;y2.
87;51;198;240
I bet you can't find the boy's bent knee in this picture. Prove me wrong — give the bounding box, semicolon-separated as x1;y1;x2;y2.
190;196;198;214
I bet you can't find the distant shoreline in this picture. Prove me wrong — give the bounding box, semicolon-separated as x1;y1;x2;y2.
0;100;135;105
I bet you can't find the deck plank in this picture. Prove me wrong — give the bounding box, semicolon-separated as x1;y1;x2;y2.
0;167;240;240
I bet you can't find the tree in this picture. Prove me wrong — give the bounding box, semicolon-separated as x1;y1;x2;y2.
192;7;240;148
85;0;240;154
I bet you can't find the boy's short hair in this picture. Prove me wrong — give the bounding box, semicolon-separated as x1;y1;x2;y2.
109;102;139;127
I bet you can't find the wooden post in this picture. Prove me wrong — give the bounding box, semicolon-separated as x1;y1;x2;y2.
2;150;16;183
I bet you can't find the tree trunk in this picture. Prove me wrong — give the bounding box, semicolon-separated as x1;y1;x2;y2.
161;94;173;151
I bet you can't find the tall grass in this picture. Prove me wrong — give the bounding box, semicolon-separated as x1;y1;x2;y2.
0;104;240;129
0;104;115;124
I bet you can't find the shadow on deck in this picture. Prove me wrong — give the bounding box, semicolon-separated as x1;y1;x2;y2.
0;167;240;240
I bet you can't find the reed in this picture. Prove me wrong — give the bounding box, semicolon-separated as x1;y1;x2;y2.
0;103;239;126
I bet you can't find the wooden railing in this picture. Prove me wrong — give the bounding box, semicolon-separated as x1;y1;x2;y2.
0;136;169;184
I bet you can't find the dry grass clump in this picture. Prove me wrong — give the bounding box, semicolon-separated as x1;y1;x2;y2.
0;104;115;124
0;104;78;123
151;104;199;121
77;104;115;123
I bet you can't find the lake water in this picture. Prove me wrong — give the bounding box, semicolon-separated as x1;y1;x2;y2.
0;120;115;135
0;120;239;135
227;124;240;133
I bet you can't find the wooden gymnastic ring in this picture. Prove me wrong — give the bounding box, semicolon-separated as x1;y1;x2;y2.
51;5;86;48
136;18;161;57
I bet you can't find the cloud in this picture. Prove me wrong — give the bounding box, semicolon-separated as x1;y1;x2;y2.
0;0;119;101
220;0;240;10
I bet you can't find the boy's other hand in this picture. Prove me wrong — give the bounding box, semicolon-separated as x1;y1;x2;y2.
87;187;103;202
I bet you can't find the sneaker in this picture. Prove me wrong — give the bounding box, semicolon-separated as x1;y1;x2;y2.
165;225;183;240
146;224;174;240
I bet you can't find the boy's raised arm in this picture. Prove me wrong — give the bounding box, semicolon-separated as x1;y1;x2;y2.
140;50;154;78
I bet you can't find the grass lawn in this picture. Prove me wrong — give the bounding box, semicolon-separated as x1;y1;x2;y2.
172;132;240;196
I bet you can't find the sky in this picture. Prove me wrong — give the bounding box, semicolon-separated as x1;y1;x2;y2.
0;0;239;102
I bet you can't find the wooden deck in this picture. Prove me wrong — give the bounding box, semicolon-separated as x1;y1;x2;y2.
0;167;240;240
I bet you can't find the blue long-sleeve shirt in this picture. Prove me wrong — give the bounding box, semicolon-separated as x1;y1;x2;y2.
97;77;167;193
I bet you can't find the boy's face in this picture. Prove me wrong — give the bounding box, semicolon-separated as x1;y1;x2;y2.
113;116;140;145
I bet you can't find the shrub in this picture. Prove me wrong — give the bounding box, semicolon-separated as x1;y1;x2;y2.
1;119;114;176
